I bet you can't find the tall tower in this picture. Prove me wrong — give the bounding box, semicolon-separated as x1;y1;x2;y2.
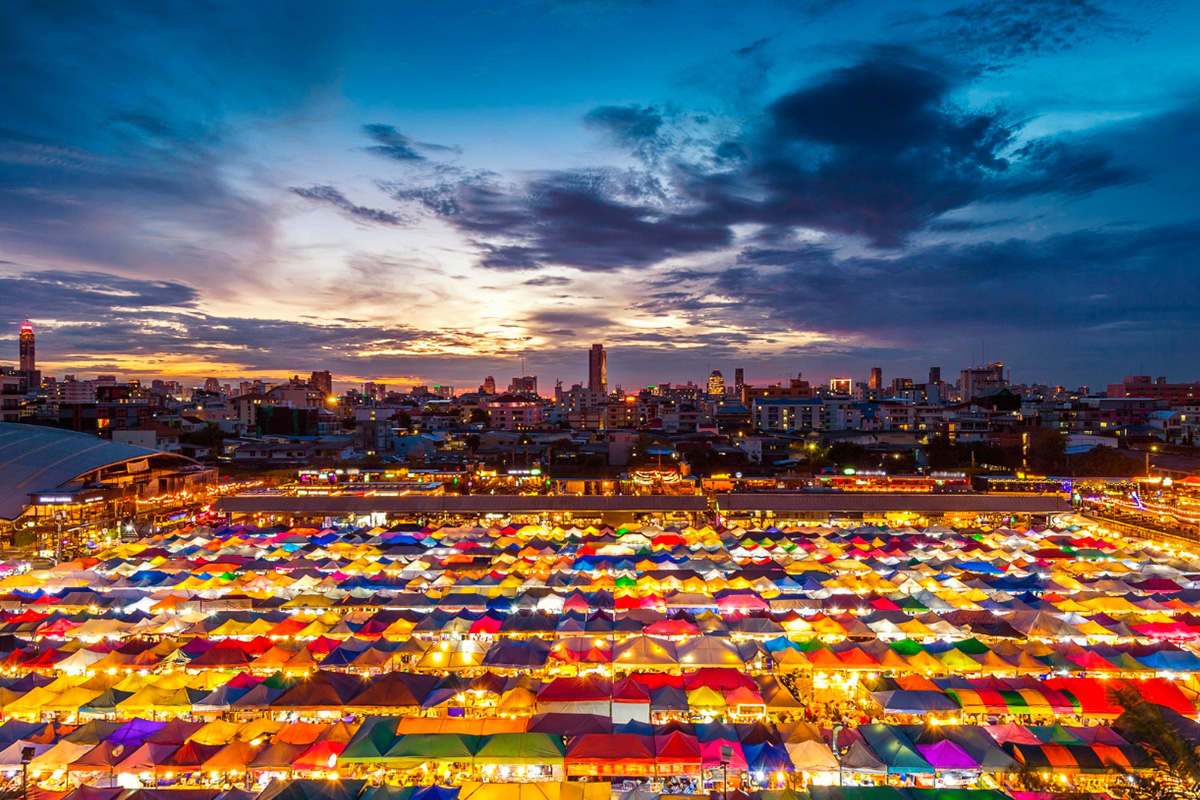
734;367;745;394
588;343;607;393
708;369;725;397
868;366;883;391
18;317;38;388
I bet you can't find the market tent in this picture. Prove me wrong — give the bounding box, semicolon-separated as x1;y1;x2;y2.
256;779;367;800
785;740;839;772
473;733;565;766
565;733;655;776
382;734;480;768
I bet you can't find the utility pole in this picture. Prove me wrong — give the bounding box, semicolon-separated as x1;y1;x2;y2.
52;509;65;565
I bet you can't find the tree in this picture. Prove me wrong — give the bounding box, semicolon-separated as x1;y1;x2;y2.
1028;428;1067;474
1106;684;1200;796
181;422;225;449
469;408;489;424
464;434;481;454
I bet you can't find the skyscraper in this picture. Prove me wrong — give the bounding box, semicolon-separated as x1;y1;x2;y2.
18;317;38;388
482;376;496;394
309;370;333;397
868;366;883;390
509;375;538;395
708;369;725;397
588;344;607;393
734;367;745;395
929;366;941;385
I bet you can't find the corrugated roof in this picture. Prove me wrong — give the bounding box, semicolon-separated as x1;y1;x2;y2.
215;494;708;515
716;492;1071;514
0;423;180;520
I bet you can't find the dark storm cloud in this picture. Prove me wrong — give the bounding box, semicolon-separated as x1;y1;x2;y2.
642;222;1200;345
408;170;731;271
385;47;1137;270
900;0;1144;70
0;2;350;280
290;185;406;225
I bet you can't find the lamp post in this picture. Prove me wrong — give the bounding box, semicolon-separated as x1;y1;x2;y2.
20;744;34;800
720;745;733;800
52;509;66;565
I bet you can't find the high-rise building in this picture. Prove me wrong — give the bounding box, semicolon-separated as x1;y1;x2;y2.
708;369;725;397
309;370;333;397
18;317;38;388
929;366;941;385
868;367;883;391
203;377;221;393
734;367;745;395
509;375;538;395
959;363;1006;401
830;378;852;395
588;344;607;393
482;376;496;394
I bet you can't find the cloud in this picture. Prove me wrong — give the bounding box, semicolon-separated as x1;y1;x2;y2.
0;267;505;381
584;104;664;147
361;123;460;162
290;184;406;225
379;46;1140;274
361;123;426;161
408;169;731;271
522;275;572;287
900;0;1144;70
636;221;1200;375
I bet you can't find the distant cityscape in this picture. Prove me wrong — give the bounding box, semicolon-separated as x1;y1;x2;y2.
3;318;1198;482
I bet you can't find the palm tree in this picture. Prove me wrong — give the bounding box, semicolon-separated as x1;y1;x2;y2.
1107;683;1200;796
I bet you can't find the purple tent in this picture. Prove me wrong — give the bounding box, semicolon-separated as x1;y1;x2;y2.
107;719;167;747
917;740;978;771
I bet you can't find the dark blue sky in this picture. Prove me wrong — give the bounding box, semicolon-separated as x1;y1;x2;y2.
1;0;1197;390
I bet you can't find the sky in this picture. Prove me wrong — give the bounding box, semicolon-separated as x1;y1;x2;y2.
1;0;1198;392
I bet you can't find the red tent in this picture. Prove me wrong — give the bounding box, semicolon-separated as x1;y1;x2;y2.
654;731;702;774
683;669;755;691
566;733;655;777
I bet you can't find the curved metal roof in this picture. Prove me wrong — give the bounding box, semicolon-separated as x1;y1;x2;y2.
716;492;1071;514
215;494;709;516
0;423;185;520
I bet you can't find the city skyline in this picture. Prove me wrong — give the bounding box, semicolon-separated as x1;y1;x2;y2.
2;1;1199;387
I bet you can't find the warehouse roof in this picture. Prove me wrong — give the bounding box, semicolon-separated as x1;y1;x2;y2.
0;423;194;521
215;493;709;516
716;492;1071;515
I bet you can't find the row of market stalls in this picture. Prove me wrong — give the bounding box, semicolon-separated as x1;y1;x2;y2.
0;710;1176;783
0;517;1195;798
0;665;1194;724
31;780;1024;800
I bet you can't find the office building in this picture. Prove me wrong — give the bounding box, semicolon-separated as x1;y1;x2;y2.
588;344;607;393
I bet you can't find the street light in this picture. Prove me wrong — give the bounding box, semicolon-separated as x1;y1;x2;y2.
20;744;34;800
52;509;66;565
720;745;733;800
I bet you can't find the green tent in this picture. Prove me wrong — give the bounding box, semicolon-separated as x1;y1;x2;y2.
473;733;565;766
339;716;400;763
383;733;481;768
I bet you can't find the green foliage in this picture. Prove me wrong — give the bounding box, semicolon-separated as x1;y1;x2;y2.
1107;683;1200;789
1027;427;1066;473
925;434;1018;471
180;422;225;448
